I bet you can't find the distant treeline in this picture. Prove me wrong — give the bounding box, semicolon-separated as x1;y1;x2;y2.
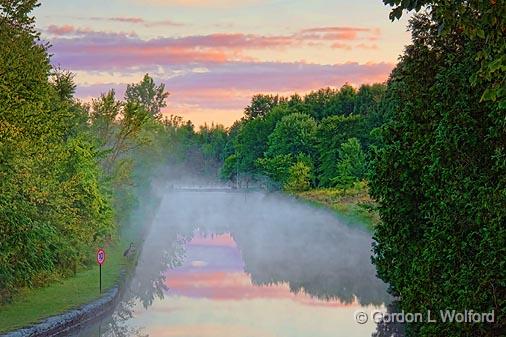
220;84;386;191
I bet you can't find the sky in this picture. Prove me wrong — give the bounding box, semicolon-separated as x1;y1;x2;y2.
34;0;411;127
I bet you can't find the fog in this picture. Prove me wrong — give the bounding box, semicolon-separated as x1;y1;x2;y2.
67;174;394;337
130;187;391;307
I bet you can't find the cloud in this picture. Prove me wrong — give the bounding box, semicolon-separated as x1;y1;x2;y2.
86;16;184;27
46;24;76;35
47;31;290;70
298;26;375;41
132;0;265;7
46;25;382;71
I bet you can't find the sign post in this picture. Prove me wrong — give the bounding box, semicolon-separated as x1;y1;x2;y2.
96;248;105;294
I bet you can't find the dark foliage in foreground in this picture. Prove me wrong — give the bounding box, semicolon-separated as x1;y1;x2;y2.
370;6;506;337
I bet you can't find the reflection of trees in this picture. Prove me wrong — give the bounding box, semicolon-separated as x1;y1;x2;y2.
72;228;194;337
227;211;391;306
372;301;406;337
127;236;187;309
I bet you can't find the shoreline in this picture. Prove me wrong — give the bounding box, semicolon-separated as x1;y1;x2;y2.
0;281;122;337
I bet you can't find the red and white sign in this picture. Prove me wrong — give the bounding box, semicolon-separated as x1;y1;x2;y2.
97;248;105;265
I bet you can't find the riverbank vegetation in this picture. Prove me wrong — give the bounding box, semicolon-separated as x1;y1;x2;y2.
0;1;226;316
295;182;379;231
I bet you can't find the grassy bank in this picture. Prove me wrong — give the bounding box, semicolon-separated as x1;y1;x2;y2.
0;237;131;333
295;181;379;232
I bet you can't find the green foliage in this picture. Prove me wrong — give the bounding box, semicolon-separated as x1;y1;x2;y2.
226;105;290;180
316;115;368;186
0;0;39;32
383;0;505;105
370;12;505;337
125;73;169;117
197;123;228;176
244;94;285;120
0;3;179;303
50;67;76;101
220;153;238;181
284;161;311;193
223;83;386;188
256;154;293;187
331;138;366;189
265;112;317;158
0;1;116;302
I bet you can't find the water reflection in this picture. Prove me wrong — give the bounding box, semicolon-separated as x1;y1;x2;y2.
69;191;392;337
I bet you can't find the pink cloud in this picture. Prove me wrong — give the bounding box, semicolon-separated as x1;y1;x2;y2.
298;26;377;41
330;43;352;50
46;24;76;35
45;24;382;71
86;16;184;27
44;24;390;126
107;16;145;24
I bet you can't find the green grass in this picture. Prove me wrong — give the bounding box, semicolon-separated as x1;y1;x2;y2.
0;240;128;333
295;181;380;232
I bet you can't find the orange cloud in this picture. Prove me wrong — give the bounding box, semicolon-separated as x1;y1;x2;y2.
46;24;75;35
86;16;184;27
46;24;381;70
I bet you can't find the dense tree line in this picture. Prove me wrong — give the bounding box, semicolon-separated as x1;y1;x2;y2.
0;1;225;302
221;84;386;191
370;1;505;337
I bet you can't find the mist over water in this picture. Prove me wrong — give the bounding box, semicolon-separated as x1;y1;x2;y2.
70;189;391;337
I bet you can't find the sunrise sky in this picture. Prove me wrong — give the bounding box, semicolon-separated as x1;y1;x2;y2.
35;0;411;126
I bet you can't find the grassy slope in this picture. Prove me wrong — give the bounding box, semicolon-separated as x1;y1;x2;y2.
0;239;128;333
0;189;159;334
295;181;379;232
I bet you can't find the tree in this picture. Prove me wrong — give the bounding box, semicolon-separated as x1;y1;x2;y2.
284;161;311;192
50;67;77;101
316;115;367;186
244;94;285;119
383;0;505;105
0;1;114;301
354;83;386;116
227;105;290;178
331;138;366;189
256;154;293;188
265;112;317;158
370;12;505;337
125;73;169;117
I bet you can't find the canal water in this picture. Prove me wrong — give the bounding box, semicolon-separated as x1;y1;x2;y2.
70;191;392;337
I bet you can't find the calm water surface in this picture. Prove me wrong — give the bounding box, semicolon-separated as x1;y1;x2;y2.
70;191;391;337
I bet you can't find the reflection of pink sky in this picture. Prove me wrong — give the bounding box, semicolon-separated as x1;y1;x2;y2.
163;233;357;308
